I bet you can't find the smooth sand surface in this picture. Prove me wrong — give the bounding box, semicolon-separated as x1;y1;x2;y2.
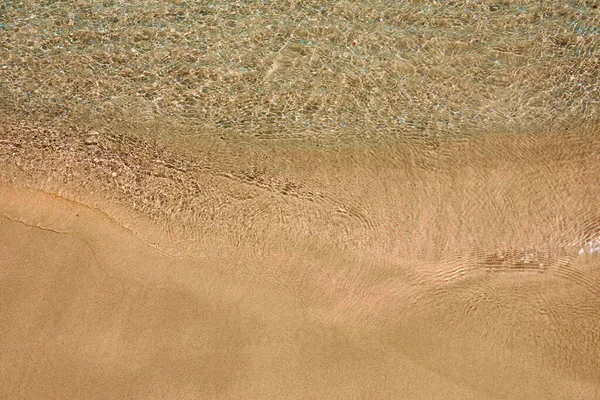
0;185;485;399
1;121;600;399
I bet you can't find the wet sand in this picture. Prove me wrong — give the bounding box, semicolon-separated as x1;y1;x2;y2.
1;120;600;399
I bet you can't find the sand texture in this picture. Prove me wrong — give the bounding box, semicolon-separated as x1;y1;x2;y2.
2;1;600;398
1;120;599;399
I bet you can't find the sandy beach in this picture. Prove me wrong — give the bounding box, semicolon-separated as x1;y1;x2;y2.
1;119;599;399
2;1;600;398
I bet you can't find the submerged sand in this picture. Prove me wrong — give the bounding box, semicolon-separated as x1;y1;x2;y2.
1;120;599;399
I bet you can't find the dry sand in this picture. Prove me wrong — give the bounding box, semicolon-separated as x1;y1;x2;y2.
1;120;600;399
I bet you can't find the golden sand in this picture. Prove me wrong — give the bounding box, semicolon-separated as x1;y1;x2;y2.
1;121;599;399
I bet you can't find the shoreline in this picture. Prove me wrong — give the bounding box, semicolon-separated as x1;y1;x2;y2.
2;118;600;255
1;118;600;398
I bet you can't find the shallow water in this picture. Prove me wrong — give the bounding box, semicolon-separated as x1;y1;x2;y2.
1;0;600;398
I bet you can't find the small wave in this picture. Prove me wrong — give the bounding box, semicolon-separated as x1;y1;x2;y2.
578;236;600;256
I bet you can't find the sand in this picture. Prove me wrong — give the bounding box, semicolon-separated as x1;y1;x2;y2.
1;120;600;399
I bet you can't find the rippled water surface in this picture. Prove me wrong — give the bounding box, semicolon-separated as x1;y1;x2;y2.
1;1;600;399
